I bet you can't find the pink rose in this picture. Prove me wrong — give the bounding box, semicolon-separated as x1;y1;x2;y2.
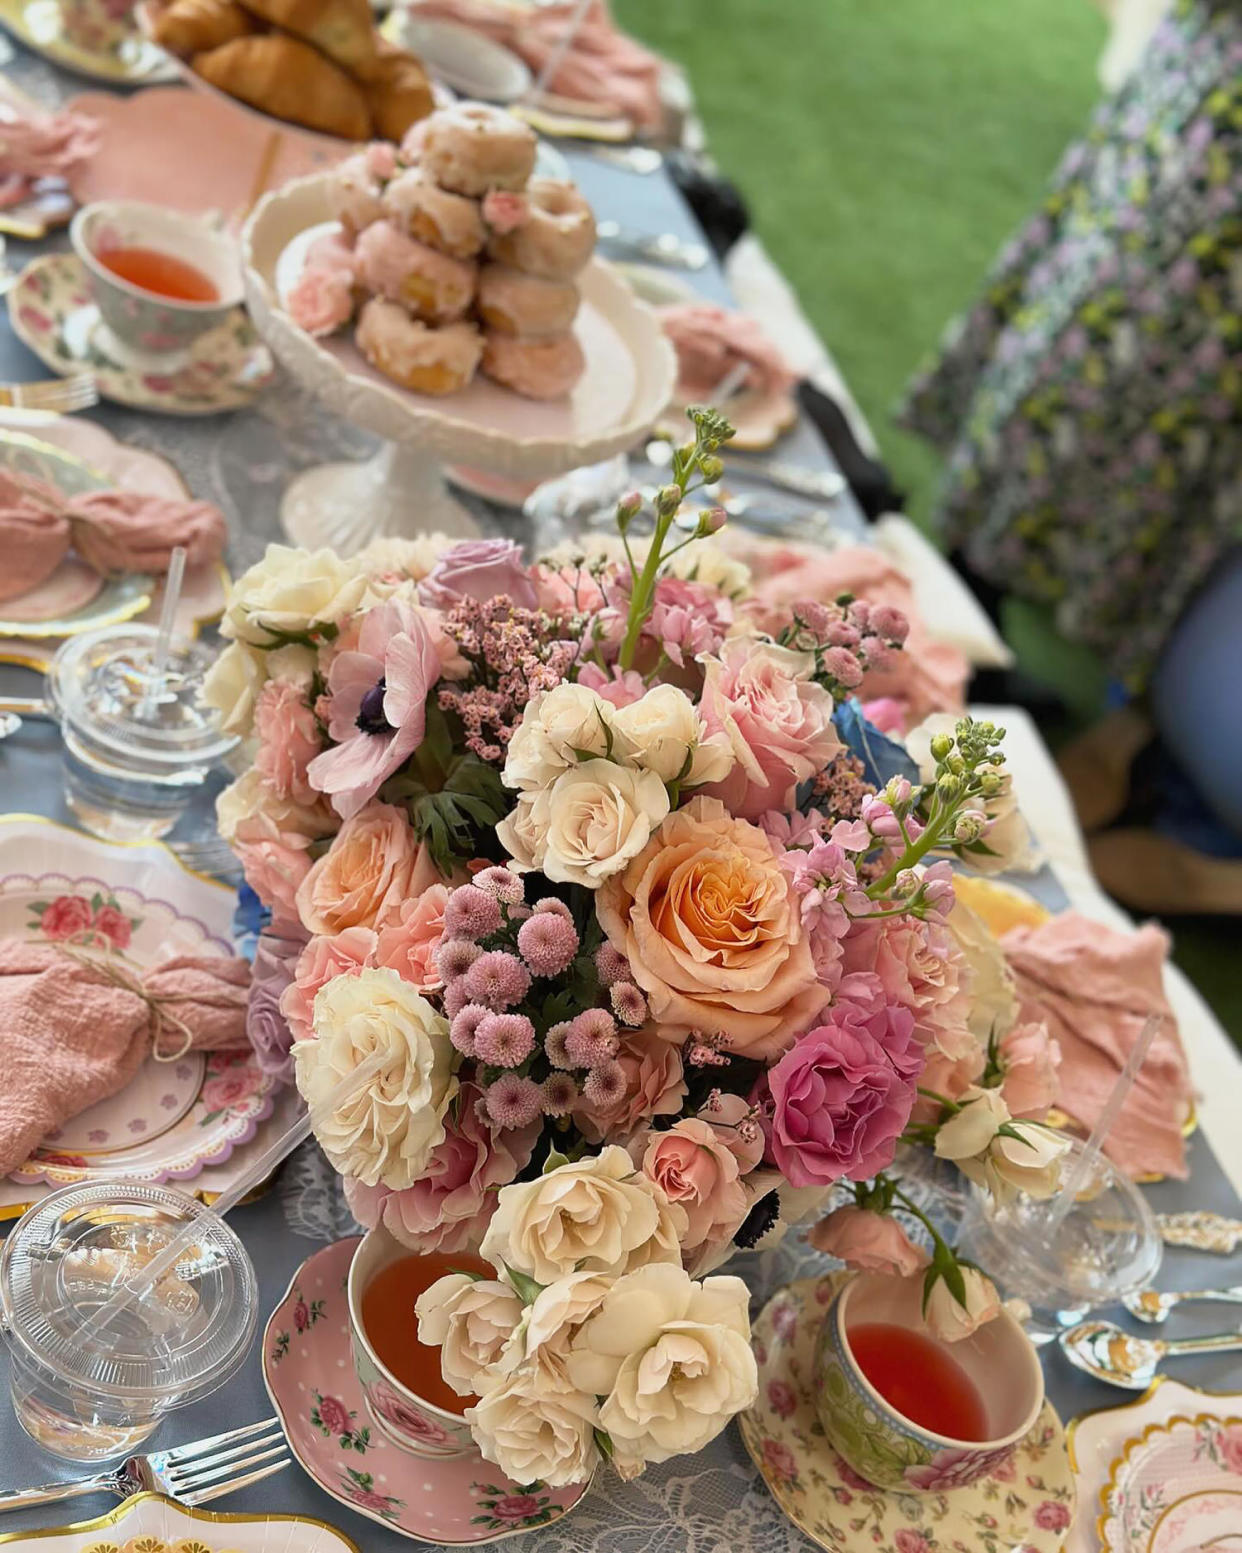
895;1532;931;1553
235;833;314;935
40;894;92;940
344;1084;538;1254
281;926;378;1043
572;1024;687;1143
92;903;132;949
761;1438;798;1483
254;679;322;805
767;1379;797;1418
999;1022;1061;1120
287;264;354;338
419;539;538;610
295;801;441;937
835;1454;875;1491
639;1116;748;1254
903;1443;1012;1491
837;916;971;1058
699;639;841;821
316;1395;352;1435
370;1381;448;1441
293;1298;309;1330
809;1206;929;1277
489;1494;541;1521
482;188;530;234
1220;1424;1242;1474
201;1069;258;1113
1033;1502;1071;1532
764;1005;921;1188
373;884;448;991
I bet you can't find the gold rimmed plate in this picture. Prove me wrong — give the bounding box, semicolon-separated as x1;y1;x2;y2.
0;1489;362;1549
0;0;177;83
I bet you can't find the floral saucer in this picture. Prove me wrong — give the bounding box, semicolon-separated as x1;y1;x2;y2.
739;1274;1076;1553
0;0;177;83
1099;1412;1242;1553
263;1237;592;1546
8;253;274;416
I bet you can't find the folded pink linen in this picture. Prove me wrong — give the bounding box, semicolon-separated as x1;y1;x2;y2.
658;303;796;402
409;0;665;128
1002;913;1193;1180
69;490;229;575
0;940;252;1177
0;469;71;603
0;101;100;198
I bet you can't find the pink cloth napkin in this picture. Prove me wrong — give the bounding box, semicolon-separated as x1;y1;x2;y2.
0;940;252;1177
410;0;665;127
69;491;229;575
1002;913;1193;1180
658;303;796;401
0;101;99;207
0;470;71;603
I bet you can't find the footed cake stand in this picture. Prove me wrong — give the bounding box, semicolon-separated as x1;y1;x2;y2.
241;174;677;552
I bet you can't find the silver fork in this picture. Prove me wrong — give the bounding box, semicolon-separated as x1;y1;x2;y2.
0;1417;289;1513
0;373;99;413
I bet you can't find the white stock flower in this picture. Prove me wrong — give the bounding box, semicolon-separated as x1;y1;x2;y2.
924;1267;1003;1344
540;760;670;888
611;684;734;788
468;1353;599;1488
356;532;454;584
906;713;1038;876
222;544;366;645
294;967;457;1190
502;684;622;792
661;537;751;598
480;1145;684;1285
933;1085;1010;1163
414;1273;522;1396
565;1262;757;1470
202;641;267;737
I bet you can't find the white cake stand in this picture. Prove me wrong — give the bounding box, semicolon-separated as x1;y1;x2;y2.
241;174;677;553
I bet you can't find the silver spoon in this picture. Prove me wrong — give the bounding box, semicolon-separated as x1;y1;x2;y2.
1123;1286;1242;1325
1060;1319;1242;1389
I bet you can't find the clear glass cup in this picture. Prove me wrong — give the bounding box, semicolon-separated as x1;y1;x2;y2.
0;1182;258;1461
49;624;236;843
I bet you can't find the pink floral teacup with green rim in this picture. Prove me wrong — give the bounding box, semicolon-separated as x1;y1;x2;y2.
812;1270;1044;1492
346;1224;478;1460
69;200;243;368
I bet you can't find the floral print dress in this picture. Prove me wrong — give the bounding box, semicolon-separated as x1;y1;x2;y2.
899;0;1242;690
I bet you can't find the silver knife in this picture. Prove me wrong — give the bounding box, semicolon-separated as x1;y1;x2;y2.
1158;1211;1242;1254
596;220;710;272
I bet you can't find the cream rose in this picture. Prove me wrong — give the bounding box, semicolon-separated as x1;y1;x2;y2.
295;967;457;1189
414;1273;523;1396
265;643;317;689
935;1085;1069;1202
468;1354;599;1488
541;760;670;888
611;684;733;787
480;1145;684;1284
495;792;544;874
202;641;268;737
222;543;367;645
933;1085;1010;1163
925;1267;1003;1344
502;684;622;792
566;1262;757;1470
596;796;830;1059
947;897;1018;1043
215;768;332;846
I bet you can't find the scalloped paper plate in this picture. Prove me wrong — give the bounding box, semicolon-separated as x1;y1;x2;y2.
1099;1412;1242;1553
0;1490;362;1550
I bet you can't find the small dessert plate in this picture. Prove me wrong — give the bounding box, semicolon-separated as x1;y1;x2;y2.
1099;1412;1242;1553
0;0;177;83
264;1236;593;1546
739;1274;1076;1553
8;253;274;416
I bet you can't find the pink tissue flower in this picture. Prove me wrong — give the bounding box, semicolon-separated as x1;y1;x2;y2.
254;679;321;805
374;884;449;992
808;1205;929;1277
280;926;378;1042
287;265;354;338
482;188;530;234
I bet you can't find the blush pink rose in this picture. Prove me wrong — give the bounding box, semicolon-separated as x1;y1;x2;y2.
344;1084;538;1254
572;1024;687;1143
254;679;322;805
373;883;449;991
639;1116;748;1254
837;916;972;1057
808;1206;929;1277
280;926;378;1043
235;831;316;937
287;264;353;337
1032;1502;1071;1532
1218;1425;1242;1474
295;801;441;937
482;188;529;233
895;1532;931;1553
699;639;841;821
419;538;537;610
999;1021;1061;1120
41;895;92;940
92;904;132;949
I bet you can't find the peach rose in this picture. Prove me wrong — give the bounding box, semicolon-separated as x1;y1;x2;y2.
217;770;335;934
373;884;449;991
253;679;322;805
573;1025;687;1144
639;1117;748;1254
295;801;440;937
281;926;378;1043
999;1022;1061;1121
596;796;830;1060
808;1206;929;1277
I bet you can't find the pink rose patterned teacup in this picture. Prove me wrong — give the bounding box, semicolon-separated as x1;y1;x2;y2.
346;1225;479;1460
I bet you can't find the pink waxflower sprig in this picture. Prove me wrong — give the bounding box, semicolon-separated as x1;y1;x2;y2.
777;595;909;704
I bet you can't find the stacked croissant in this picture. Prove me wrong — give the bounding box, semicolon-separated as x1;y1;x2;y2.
290;102;595;400
150;0;432;141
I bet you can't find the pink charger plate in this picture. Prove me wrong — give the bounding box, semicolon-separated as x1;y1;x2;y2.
67;87;346;222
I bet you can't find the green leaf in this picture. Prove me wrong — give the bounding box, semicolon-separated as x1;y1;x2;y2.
592;1428;615;1461
90;891;103;912
503;1262;545;1306
542;1148;569;1175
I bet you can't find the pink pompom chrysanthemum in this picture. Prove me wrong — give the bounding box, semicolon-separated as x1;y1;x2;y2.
582;1060;626;1109
609;981;647;1027
484;1073;543;1129
532;896;573;922
566;1008;619;1068
545;1020;575;1069
444;884;502;940
436;938;482;982
463;950;531;1009
472;866;525;904
541;1072;579;1116
594;943;629;986
450;1002;490;1057
517;911;579;976
474;1012;536;1067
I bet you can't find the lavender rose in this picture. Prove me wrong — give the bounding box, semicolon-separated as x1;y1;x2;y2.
419;539;538;610
246;928;307;1083
764;1006;921;1187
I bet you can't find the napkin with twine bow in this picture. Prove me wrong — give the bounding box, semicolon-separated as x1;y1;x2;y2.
0;940;252;1177
0;99;99;208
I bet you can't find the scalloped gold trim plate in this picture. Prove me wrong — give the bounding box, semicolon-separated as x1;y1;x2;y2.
0;1490;361;1549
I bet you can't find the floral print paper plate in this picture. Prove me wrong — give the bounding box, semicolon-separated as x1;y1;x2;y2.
263;1237;592;1546
0;0;177;83
739;1274;1076;1553
1098;1412;1242;1553
0;815;277;1196
7;254;274;416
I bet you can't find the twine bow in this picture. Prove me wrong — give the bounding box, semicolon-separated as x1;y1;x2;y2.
54;942;200;1062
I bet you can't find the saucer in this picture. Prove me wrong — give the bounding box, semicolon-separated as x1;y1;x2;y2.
8;253;274;416
0;0;177;83
739;1274;1076;1553
1099;1412;1242;1553
263;1236;592;1546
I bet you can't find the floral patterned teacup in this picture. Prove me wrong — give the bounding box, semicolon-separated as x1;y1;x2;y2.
813;1271;1044;1492
69;200;243;366
346;1226;477;1460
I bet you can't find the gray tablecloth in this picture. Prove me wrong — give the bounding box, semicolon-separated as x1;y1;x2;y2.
1;43;1241;1551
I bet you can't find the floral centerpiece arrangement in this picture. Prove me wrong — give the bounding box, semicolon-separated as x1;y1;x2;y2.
212;410;1068;1489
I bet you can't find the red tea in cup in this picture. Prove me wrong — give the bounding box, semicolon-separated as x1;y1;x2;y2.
96;246;219;303
848;1322;989;1441
361;1250;492;1417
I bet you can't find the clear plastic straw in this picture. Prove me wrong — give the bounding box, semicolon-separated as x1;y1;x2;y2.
139;545;186;722
76;1049;388;1348
525;0;592;103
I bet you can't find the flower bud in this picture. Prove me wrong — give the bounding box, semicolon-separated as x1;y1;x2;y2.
937;773;961;799
656;484;683;517
698;454;724;484
953;810;985;844
615;491;642;531
929;732;954;762
979;771;1003;798
696;506;728;537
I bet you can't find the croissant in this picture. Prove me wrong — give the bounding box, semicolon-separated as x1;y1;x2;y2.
150;0;254;56
358;42;434;143
234;0;375;72
193;34;372;140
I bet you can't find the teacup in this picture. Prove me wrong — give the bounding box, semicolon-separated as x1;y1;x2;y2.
812;1272;1044;1492
69;200;243;366
346;1226;477;1460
